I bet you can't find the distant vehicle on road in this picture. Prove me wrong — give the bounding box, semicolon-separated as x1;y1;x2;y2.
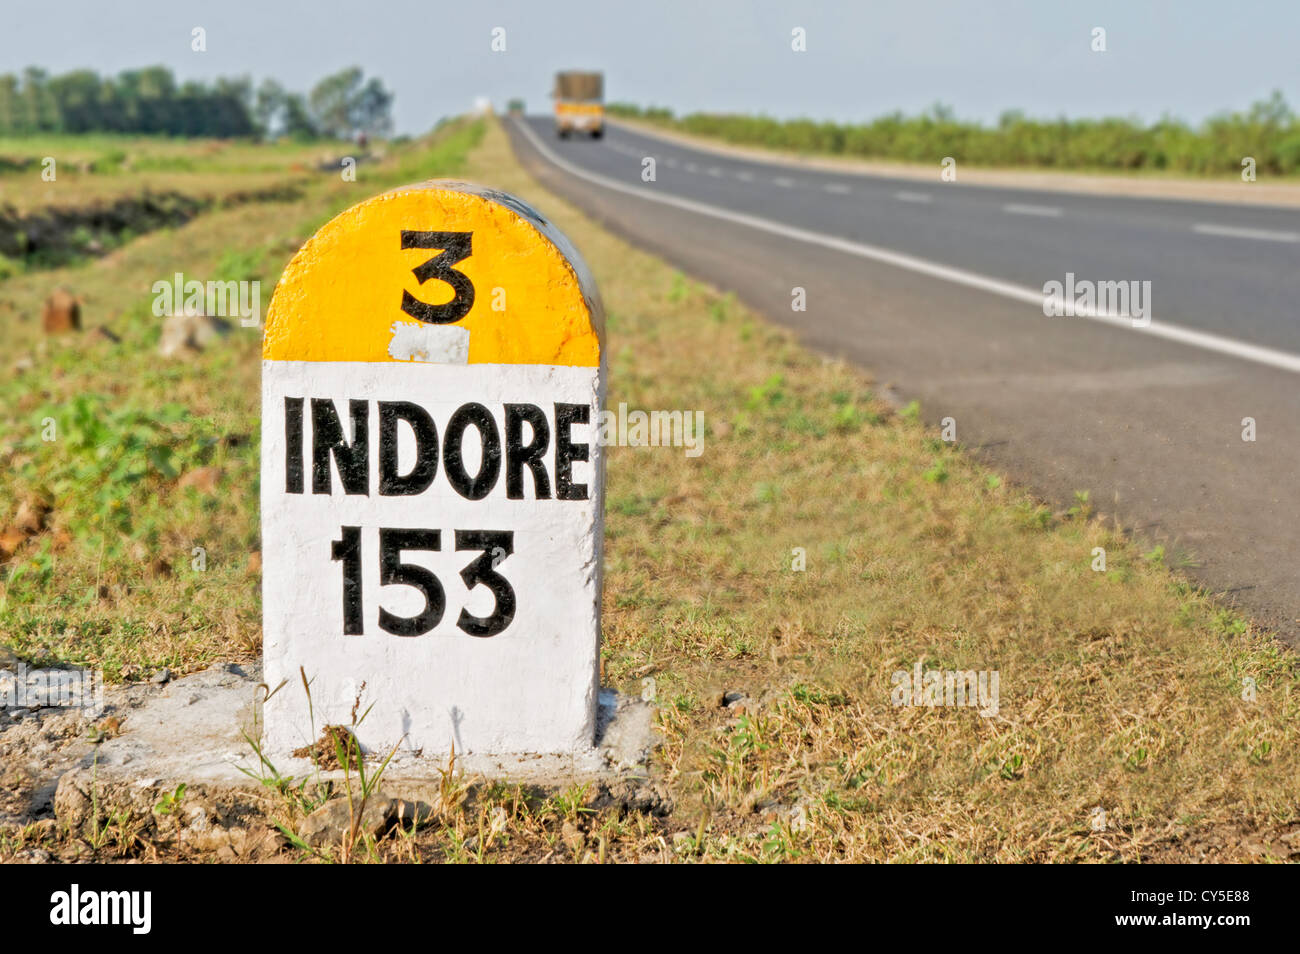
507;98;525;115
553;71;604;139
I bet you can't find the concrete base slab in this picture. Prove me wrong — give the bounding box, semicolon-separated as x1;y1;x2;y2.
28;663;663;844
71;663;656;788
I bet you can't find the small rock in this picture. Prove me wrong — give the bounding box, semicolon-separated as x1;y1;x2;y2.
389;797;439;831
721;691;747;708
41;289;81;334
14;498;50;535
0;646;24;671
11;354;34;375
158;312;231;359
53;777;94;832
185;805;211;832
150;667;172;686
561;820;585;853
298;794;395;849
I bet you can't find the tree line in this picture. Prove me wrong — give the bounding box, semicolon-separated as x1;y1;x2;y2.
0;66;394;140
609;92;1300;176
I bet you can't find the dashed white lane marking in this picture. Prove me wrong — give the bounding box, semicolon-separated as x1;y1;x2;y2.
894;191;932;203
773;176;798;187
1004;203;1062;217
1193;223;1299;243
514;117;1300;377
824;183;852;194
735;170;755;182
706;166;724;177
684;161;700;173
664;157;678;167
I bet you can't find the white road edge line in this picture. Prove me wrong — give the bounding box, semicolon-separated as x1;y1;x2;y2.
1193;222;1299;243
514;117;1300;376
1004;203;1062;217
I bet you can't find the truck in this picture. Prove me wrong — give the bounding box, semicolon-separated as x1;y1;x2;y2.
553;71;604;139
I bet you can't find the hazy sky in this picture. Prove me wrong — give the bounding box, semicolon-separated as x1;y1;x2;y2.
3;0;1297;134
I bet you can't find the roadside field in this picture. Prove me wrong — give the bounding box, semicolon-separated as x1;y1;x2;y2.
0;134;417;275
605;114;1300;208
1;117;1296;863
0;121;484;679
0;134;333;208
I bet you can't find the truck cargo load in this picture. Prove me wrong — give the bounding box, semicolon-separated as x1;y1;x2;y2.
553;71;604;138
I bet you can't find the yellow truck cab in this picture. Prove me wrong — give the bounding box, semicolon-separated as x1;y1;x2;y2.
554;71;604;139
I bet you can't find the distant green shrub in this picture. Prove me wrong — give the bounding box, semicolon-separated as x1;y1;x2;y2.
609;91;1300;176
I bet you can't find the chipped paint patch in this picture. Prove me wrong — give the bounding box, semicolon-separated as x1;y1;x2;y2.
387;321;470;363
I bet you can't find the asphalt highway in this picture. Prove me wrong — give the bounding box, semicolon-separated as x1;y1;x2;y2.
507;114;1300;641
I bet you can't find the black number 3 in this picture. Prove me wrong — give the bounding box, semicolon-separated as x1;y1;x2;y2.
455;530;516;637
400;230;474;324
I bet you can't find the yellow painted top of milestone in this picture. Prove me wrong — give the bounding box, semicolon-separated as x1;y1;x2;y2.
263;180;602;366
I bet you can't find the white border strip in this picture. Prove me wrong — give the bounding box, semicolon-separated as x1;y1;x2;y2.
1193;222;1299;243
513;117;1300;376
1004;203;1062;217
